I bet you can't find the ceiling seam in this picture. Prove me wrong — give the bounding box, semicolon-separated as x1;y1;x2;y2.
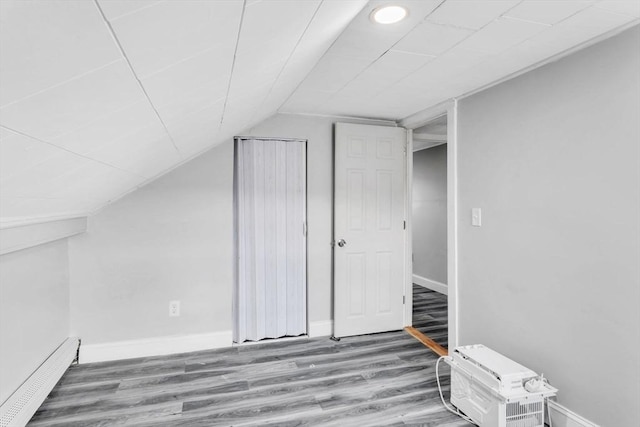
92;0;181;155
104;0;165;22
248;0;325;123
219;0;248;129
0;125;147;179
291;0;449;112
0;59;122;110
275;1;370;114
372;0;529;102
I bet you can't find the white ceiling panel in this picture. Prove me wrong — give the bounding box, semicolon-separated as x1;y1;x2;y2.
454;16;550;54
282;90;337;113
97;0;163;21
504;1;593;25
0;152;93;198
238;0;321;55
46;163;144;202
519;5;638;55
295;54;373;93
427;0;521;30
393;22;475;56
397;48;493;90
0;131;64;183
0;0;121;107
141;46;233;116
1;0;638;222
49;101;162;155
595;0;640;17
104;0;243;78
166;101;225;152
338;50;435;99
0;60;145;140
84;123;178;178
328;0;442;61
229;58;288;99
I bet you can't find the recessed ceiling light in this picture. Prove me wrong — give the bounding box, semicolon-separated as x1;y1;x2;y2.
371;5;408;24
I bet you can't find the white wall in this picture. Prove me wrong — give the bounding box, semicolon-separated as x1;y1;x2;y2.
0;239;70;403
69;143;234;344
456;26;640;426
69;113;394;349
412;145;447;285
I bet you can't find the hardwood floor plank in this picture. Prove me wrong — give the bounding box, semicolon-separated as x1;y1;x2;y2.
29;297;471;426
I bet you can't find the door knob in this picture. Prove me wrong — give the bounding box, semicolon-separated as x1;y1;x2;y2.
337;239;347;247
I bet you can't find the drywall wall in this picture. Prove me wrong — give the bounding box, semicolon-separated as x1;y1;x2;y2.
0;239;70;404
412;145;447;285
69;113;394;349
456;26;640;426
69;142;234;344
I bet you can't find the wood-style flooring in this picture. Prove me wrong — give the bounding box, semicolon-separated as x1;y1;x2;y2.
28;330;470;426
412;285;448;349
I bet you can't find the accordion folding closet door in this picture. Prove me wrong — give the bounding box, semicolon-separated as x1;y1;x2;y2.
233;137;307;343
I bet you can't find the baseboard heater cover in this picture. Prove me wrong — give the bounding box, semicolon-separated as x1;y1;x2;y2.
0;337;79;427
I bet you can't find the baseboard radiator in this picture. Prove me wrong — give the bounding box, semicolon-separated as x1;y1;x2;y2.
0;337;79;427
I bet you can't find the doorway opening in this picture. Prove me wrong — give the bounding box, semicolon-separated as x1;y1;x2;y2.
410;115;449;351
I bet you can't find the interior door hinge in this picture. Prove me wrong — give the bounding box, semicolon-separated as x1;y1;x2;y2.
403;220;406;230
403;295;406;304
303;222;307;236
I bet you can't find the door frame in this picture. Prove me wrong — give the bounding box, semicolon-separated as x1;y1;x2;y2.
400;99;459;350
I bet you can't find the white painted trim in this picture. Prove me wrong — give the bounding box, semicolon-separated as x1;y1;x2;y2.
403;113;424;329
401;100;459;349
447;100;459;350
0;217;87;255
403;129;414;327
0;212;88;229
276;111;397;126
79;331;233;364
400;104;449;130
413;140;446;152
548;401;601;427
413;132;446;142
309;320;333;338
413;274;448;295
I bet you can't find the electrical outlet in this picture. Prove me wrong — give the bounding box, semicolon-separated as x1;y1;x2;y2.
169;300;180;317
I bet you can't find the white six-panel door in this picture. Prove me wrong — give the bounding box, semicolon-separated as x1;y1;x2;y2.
334;123;406;338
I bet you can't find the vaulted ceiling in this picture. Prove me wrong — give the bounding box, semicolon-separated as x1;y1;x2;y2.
1;0;638;225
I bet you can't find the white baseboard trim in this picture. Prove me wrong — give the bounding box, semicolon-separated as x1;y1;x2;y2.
413;274;448;295
79;331;233;364
309;320;333;338
548;401;600;427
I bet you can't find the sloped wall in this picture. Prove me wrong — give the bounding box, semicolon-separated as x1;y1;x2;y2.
69;143;234;345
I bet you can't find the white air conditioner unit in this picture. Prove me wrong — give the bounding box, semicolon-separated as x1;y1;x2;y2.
445;345;557;427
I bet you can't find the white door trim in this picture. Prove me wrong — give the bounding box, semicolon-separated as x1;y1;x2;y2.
400;99;459;350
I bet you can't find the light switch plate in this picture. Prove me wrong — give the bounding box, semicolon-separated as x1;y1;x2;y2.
472;208;482;227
